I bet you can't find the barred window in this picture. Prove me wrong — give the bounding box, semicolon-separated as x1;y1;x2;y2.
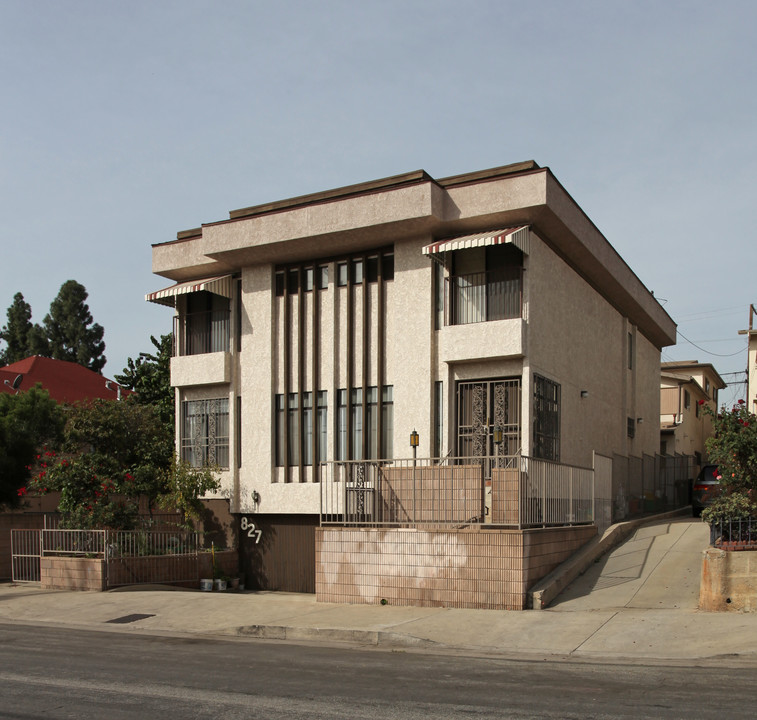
181;398;229;469
533;376;560;461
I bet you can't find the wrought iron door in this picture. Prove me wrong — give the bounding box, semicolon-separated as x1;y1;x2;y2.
456;378;521;458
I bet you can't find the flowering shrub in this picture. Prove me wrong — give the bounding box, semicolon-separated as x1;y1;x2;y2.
28;451;140;529
701;401;757;523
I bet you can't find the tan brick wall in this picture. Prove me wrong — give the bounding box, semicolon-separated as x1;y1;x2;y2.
40;557;106;591
316;525;595;610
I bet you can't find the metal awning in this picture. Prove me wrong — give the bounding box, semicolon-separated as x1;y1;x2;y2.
145;275;233;307
422;226;530;257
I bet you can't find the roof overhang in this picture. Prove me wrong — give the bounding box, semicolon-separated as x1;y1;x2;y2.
422;226;530;258
145;275;233;307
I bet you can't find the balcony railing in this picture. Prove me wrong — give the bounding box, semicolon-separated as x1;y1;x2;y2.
173;310;230;356
445;268;522;326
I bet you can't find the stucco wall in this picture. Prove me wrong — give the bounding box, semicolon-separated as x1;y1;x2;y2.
525;231;661;467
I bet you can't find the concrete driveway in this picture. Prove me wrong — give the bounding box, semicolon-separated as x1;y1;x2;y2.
548;516;709;611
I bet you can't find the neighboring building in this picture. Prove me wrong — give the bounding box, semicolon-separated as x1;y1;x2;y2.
660;360;726;472
0;356;128;404
741;304;757;414
147;160;678;606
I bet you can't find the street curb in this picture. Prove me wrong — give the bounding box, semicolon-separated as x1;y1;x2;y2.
528;507;692;610
236;624;438;649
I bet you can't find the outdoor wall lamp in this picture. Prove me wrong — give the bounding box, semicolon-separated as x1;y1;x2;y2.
580;390;589;399
637;417;643;424
251;490;261;504
493;426;503;446
410;429;419;448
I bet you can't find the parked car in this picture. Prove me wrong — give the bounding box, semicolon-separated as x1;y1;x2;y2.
692;465;720;517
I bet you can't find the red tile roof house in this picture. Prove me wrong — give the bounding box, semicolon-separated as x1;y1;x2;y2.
0;355;129;404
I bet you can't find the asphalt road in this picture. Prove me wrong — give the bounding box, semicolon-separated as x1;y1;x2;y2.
2;623;756;719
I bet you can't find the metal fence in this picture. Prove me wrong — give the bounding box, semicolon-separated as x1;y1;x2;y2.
11;528;203;586
612;452;693;522
319;455;595;529
709;517;757;549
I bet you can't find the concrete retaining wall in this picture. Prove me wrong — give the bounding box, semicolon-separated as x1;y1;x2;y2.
316;525;596;610
700;547;757;612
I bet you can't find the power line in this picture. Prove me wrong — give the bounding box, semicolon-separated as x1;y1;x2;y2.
676;330;747;358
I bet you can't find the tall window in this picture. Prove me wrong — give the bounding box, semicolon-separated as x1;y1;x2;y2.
274;391;328;467
336;385;393;460
181;398;230;468
533;376;560;461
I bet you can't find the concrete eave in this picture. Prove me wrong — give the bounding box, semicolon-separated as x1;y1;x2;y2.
149;163;676;348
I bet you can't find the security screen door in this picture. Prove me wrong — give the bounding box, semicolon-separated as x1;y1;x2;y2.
456;379;521;459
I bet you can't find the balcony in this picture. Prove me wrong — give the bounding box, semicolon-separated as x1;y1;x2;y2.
173;310;230;357
445;268;522;326
170;310;231;388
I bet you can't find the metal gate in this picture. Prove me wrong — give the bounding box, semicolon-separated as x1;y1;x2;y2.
456;378;521;458
11;530;41;583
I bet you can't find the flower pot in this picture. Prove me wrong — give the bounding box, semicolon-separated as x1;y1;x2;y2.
228;577;240;590
200;578;213;592
214;579;227;592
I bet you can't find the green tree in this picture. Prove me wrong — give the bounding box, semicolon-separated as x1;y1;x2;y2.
115;334;174;426
0;386;64;509
158;455;220;530
43;280;106;373
0;292;48;365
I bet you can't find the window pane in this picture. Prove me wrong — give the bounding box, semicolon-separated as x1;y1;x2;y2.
352;259;364;284
303;392;313;466
382;385;394;459
382;253;394;281
317;391;328;463
287;393;299;466
351;388;362;460
336;389;347;461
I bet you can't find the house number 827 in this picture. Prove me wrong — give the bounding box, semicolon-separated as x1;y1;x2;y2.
240;517;262;544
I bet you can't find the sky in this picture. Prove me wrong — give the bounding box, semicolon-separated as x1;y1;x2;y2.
1;0;755;405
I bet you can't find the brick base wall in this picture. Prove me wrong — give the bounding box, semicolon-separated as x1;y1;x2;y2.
316;525;596;610
41;557;106;591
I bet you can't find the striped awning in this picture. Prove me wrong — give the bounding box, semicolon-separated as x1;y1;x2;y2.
422;226;530;256
145;275;233;307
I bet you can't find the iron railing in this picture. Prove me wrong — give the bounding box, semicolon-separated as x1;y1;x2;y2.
710;517;757;549
445;269;522;326
319;455;594;529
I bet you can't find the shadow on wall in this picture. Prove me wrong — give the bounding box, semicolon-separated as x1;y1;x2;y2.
241;518;275;591
198;499;236;549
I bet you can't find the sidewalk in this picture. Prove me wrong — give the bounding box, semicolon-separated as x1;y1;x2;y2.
2;516;756;666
